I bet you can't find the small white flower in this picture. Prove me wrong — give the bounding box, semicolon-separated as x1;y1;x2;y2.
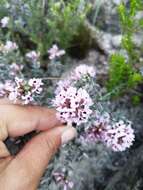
28;78;43;87
1;16;9;28
15;77;24;88
53;171;74;190
22;92;33;104
26;51;40;63
0;83;6;97
4;41;18;52
55;79;72;95
9;63;23;76
8;91;18;102
4;80;15;92
28;78;43;94
48;44;65;60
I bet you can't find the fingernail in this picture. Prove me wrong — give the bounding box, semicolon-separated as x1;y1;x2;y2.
61;126;77;144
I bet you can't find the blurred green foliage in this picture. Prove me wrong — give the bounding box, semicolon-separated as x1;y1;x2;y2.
107;0;143;97
108;54;133;94
0;0;91;60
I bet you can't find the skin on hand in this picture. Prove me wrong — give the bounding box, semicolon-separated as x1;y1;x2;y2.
0;99;76;190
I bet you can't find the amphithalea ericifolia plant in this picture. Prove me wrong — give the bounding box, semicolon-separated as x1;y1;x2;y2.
53;63;135;152
0;44;135;152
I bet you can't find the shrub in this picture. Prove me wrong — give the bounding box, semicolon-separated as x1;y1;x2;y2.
107;0;143;97
0;0;91;66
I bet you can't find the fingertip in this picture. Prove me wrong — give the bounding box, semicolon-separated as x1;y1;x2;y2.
1;104;62;138
32;107;62;131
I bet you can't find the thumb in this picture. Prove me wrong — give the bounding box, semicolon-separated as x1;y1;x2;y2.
6;125;76;189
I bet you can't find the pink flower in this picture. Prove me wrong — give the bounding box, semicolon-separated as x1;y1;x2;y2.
1;17;9;28
103;120;135;152
4;41;18;52
81;112;111;143
48;44;65;60
8;91;18;102
22;92;33;104
71;64;96;80
55;64;96;97
26;51;40;63
53;86;93;125
9;63;23;76
81;113;134;152
0;77;43;104
3;80;15;92
15;77;25;88
53;171;74;190
0;83;7;97
55;79;72;95
28;78;43;94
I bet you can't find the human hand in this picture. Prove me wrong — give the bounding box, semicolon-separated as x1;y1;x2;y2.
0;99;76;190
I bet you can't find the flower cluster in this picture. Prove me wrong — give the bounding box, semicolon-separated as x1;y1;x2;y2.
0;77;43;104
103;120;135;152
25;51;40;63
53;65;96;125
0;80;13;97
71;64;96;80
55;64;96;93
9;63;23;76
0;41;18;53
1;16;9;28
48;44;65;60
53;86;93;125
81;112;111;143
53;171;74;190
53;64;135;151
81;113;135;152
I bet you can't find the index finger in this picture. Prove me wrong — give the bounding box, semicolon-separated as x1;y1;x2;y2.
0;104;61;141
